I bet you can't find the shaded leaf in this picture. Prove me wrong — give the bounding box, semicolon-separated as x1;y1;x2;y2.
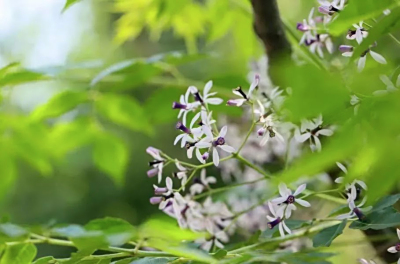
350;207;400;230
0;223;29;243
33;257;56;264
370;193;400;213
312;220;347;247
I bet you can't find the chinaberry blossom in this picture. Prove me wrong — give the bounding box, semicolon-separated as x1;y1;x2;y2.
387;229;400;264
146;147;165;183
189;81;223;106
318;0;345;16
297;8;316;46
195;125;236;166
266;202;291;237
174;121;202;148
190;169;216;195
306;34;333;58
337;187;370;220
295;115;334;152
339;44;387;72
335;162;368;200
373;74;399;96
347;22;368;44
227;75;259;106
174;161;188;190
271;183;311;218
172;88;201;125
255;102;284;146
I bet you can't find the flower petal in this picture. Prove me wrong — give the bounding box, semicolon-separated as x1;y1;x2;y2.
204;81;213;96
357;56;366;72
336;162;347;174
271;197;287;204
166;177;173;190
397;228;400;240
294;183;307;196
196;148;204;164
282;221;292;234
219;145;236;153
206;98;223;105
387;246;397;253
219;126;227;137
278;183;290;197
195;141;212;148
202;124;214;140
295;129;311;142
213;148;220;166
190;112;201;128
296;199;311;207
316;129;333;136
278;222;285;237
370;51;387;64
313;136;322;152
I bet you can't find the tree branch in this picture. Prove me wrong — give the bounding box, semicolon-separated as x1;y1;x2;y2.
250;0;291;82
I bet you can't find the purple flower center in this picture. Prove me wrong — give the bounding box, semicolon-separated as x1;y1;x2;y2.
395;243;400;252
234;87;248;99
339;45;354;53
267;217;281;229
214;137;225;146
285;195;295;204
172;102;187;110
185;142;196;149
192;91;204;104
148;160;163;166
353;207;365;221
296;23;309;32
176;122;191;134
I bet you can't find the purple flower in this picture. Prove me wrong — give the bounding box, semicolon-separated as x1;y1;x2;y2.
146;147;165;183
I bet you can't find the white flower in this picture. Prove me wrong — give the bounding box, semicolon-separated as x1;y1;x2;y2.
295;115;334;152
373;74;399;96
195;125;236;166
266;202;291;237
255;105;284;147
298;8;317;46
227;75;259;106
335;162;368;194
387;229;400;263
189;81;223;106
358;259;377;264
172;88;201;125
337;186;371;220
190;169;217;195
340;46;387;72
271;183;311;218
174;121;202;148
308;34;333;58
174;160;188;190
347;22;368;44
318;0;345;15
146;147;165;183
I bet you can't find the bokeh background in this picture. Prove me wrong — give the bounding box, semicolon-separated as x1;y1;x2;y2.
0;0;398;262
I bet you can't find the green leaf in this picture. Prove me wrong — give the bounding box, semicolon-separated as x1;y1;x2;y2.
62;0;82;12
350;207;400;230
30;90;88;120
90;60;161;88
32;257;56;264
85;217;136;246
0;150;17;201
95;93;153;134
278;63;348;122
213;249;227;259
351;7;400;59
49;117;94;158
77;259;111;264
0;63;48;87
93;131;129;185
329;0;400;36
0;223;29;243
328;204;348;217
370;193;400;212
0;243;37;264
117;257;176;264
144;88;183;125
312;220;347;247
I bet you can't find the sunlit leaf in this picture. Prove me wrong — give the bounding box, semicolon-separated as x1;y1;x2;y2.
95;93;153;134
329;0;399;36
62;0;83;12
33;257;56;264
0;63;48;87
93;131;129;185
30;90;88;120
0;243;37;264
